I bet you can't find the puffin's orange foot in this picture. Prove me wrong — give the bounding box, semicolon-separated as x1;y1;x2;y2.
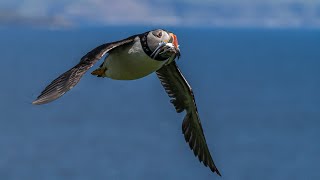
91;68;106;77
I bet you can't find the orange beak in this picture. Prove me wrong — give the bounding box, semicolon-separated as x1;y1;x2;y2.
169;33;181;59
169;33;179;49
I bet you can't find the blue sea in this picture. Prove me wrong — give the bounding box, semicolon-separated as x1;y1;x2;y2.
0;27;319;180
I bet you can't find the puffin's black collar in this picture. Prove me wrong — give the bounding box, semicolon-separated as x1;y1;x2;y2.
139;32;152;57
139;32;167;61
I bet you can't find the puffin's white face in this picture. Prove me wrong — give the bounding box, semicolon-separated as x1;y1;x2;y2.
147;29;180;60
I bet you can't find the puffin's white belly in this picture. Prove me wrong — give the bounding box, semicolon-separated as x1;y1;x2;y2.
102;40;167;80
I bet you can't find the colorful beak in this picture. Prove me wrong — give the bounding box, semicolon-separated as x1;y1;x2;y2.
169;33;180;58
169;33;179;49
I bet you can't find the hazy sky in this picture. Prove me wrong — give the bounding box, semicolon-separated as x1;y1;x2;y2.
1;0;320;28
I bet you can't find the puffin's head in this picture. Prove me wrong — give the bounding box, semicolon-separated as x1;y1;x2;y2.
147;29;180;59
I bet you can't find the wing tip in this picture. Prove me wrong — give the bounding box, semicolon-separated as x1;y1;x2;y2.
32;99;44;105
207;158;222;177
32;88;67;105
214;168;222;176
32;97;53;105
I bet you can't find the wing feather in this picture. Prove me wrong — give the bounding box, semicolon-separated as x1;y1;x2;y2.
156;61;221;176
33;35;136;105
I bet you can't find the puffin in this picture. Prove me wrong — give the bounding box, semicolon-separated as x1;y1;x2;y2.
33;29;221;176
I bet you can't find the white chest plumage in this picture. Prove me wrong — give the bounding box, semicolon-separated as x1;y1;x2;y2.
102;38;168;80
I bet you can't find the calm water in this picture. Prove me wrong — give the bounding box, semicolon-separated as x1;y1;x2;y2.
0;27;319;180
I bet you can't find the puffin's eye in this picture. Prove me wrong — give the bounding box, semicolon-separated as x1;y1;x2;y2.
153;31;162;38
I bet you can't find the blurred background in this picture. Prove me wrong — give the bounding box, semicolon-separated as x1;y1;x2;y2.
0;0;320;179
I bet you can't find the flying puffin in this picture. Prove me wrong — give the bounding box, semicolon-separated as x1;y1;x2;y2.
33;29;221;176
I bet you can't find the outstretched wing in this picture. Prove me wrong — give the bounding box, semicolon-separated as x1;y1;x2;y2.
33;35;136;105
156;61;221;176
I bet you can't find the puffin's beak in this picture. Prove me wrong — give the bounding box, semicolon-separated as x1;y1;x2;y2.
152;33;181;59
169;33;181;59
